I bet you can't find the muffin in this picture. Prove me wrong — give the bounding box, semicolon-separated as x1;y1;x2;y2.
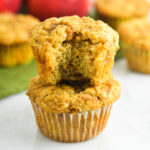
30;16;119;86
118;18;150;74
96;0;149;29
27;76;121;142
0;13;39;67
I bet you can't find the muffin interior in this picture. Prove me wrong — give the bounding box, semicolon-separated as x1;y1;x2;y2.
47;34;106;84
60;80;91;93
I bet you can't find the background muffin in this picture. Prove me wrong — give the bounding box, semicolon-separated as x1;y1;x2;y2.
96;0;149;30
118;18;150;73
27;76;121;142
0;13;39;67
30;16;119;86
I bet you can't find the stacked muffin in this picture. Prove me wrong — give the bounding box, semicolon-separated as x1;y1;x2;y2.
0;13;39;67
96;0;149;30
27;16;121;142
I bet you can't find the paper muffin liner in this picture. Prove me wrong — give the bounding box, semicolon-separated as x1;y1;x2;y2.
121;42;150;74
31;101;112;143
0;43;33;67
98;15;131;30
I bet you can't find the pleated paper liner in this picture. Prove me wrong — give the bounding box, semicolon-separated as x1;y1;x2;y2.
0;43;33;67
121;42;150;74
31;101;112;143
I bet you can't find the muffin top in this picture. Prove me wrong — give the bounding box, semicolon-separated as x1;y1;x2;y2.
118;18;150;50
30;15;119;50
0;13;39;45
27;76;121;114
96;0;149;18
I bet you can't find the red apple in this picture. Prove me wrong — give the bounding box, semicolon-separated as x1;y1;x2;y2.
27;0;93;20
0;0;22;13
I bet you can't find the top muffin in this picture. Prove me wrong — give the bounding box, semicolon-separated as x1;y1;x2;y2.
30;16;119;85
0;13;39;45
118;18;150;50
96;0;149;18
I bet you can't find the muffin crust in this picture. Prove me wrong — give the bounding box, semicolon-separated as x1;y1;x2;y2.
27;76;121;114
118;18;150;50
30;16;119;85
0;13;39;45
96;0;149;18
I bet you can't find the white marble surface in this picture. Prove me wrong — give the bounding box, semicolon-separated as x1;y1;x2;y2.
0;59;150;150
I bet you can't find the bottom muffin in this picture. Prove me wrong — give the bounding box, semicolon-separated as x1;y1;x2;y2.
27;76;121;142
0;43;33;67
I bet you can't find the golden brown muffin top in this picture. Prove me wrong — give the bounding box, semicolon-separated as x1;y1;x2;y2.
0;13;39;45
27;76;121;114
30;15;119;52
118;18;150;50
96;0;149;18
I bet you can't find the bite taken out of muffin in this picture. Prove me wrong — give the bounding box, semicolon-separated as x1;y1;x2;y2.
27;16;121;143
0;13;39;67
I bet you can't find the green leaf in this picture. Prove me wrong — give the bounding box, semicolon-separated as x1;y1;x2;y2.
0;60;37;99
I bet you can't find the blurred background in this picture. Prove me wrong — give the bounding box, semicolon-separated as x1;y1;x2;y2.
0;0;149;98
0;1;150;150
0;0;97;98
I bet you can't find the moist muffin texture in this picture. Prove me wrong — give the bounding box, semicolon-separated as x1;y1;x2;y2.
96;0;149;18
0;13;39;66
27;76;121;114
30;16;119;85
118;19;150;50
